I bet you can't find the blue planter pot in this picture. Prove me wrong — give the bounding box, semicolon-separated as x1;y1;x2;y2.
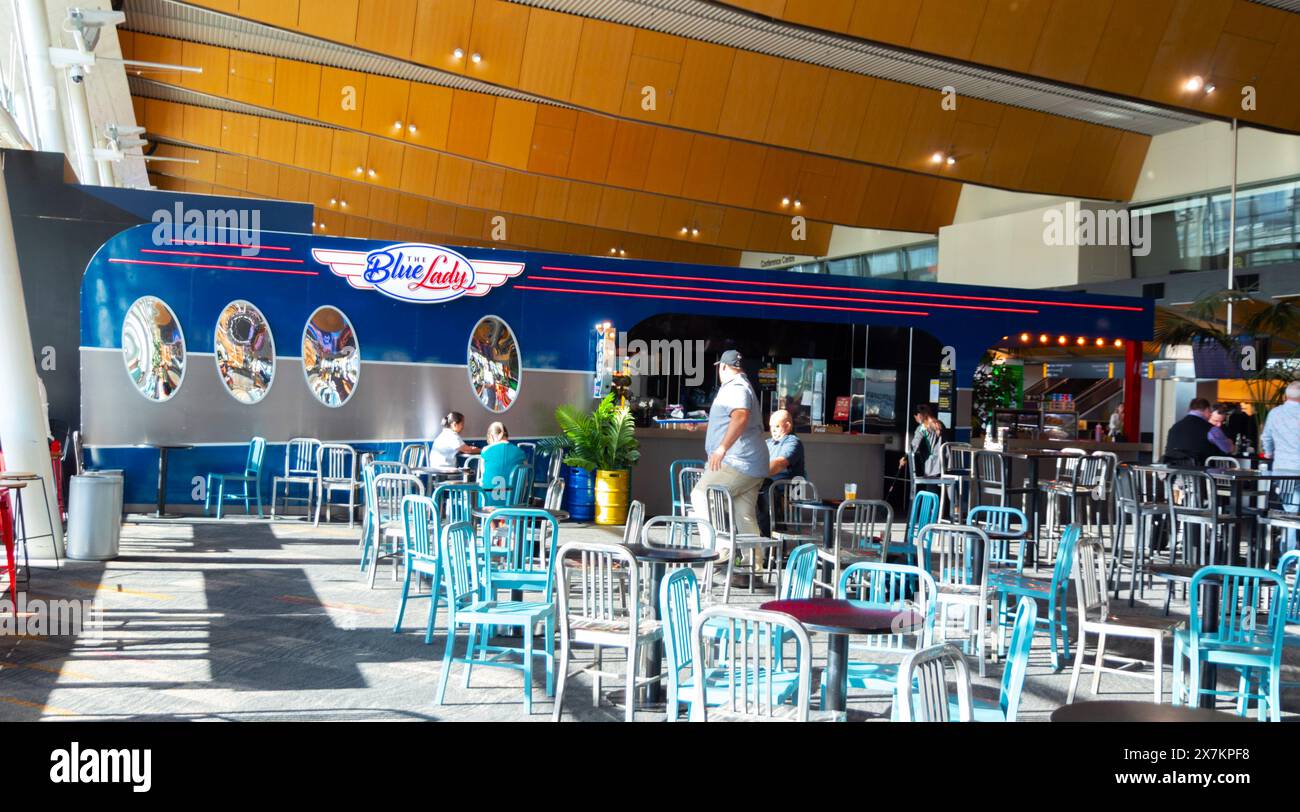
563;466;596;522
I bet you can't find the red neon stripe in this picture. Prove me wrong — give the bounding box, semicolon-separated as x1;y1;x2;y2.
142;248;304;263
165;240;291;251
109;258;318;276
514;284;930;316
529;274;1038;314
539;265;1144;312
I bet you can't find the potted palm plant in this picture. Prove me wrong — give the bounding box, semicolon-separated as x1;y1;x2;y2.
551;394;640;525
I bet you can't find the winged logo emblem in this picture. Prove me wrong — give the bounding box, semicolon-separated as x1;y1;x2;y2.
311;242;524;304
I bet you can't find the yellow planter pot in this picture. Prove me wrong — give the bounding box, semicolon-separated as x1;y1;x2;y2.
593;469;630;526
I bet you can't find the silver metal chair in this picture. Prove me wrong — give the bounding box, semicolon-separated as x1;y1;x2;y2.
365;473;424;587
553;540;663;722
1113;464;1170;606
705;485;780;603
814;499;893;597
916;523;992;676
689;605;840;722
272;437;319;518
1068;536;1183;704
316;443;361;527
676;466;704;516
894;642;974;722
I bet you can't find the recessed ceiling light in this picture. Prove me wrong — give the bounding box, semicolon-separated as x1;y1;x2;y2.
1184;75;1203;92
930;151;944;164
471;52;482;64
781;197;790;207
367;168;376;178
1204;83;1216;94
690;228;699;237
793;199;802;208
453;48;464;60
946;155;956;166
408;124;417;134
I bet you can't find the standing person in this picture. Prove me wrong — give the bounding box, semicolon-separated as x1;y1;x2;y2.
430;411;480;469
758;409;806;535
1208;403;1234;455
480;422;526;507
1161;398;1219;467
689;350;769;582
1262;382;1300;550
1108;403;1125;442
898;404;944;481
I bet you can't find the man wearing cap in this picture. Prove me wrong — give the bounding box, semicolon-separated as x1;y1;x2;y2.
690;350;769;574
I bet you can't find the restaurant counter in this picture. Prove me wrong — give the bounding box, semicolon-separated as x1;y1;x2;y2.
632;427;887;516
1000;438;1152;464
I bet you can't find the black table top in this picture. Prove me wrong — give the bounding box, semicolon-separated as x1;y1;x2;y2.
792;500;835;512
760;598;923;636
1050;700;1254;723
1206;467;1300;480
622;543;719;564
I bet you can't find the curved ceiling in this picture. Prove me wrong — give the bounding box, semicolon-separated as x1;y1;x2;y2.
113;0;1245;263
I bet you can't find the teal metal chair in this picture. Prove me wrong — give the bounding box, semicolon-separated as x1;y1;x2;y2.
820;561;937;710
970;596;1038;721
485;508;560;598
782;542;818;600
1173;565;1287;721
393;494;446;642
204;436;266;519
898;490;940;565
434;520;556;714
669;459;706;515
993;524;1081;671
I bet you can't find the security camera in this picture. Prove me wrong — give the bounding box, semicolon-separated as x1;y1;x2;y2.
70;66;86;84
69;8;126;26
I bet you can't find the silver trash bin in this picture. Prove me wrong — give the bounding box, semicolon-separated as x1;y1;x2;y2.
67;473;124;561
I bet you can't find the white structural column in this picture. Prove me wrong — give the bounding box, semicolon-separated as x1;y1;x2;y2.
63;72;99;184
15;0;67;154
0;156;65;560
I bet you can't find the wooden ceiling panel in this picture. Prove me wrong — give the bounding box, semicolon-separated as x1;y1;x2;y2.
854;81;920;167
255;117;298;165
500;170;539;215
517;8;583;99
360;74;411;140
1086;0;1176;97
889;175;938;231
1210;32;1273;83
716;50;783;141
896;89;959;174
627;193;666;234
239;0;297;28
763;61;830;150
214;152;247;189
182;105;223;148
679;135;731;203
369;187;400;222
564;182;604;227
570;19;635;112
753;149;802;212
316;67;366;129
411;0;474;69
944;119;998;183
1063;126;1123;197
910;0;988;60
1021;116;1084;194
604;120;657;189
328;129;369;179
980;106;1043;190
128;33;185;85
566;113;618;183
404;83;454;150
355;0;418;59
641;128;693;197
620;54;681;124
809;72;874;158
271;59;320;120
1028;0;1116;85
365;135;405;186
426;200;457;234
846;0;923;43
180;41;229;96
296;0;359;44
338;179;371;217
398;145;438;195
1139;0;1230;100
970;0;1052;72
227;50;275;108
219;111;259;154
307;173;341;210
245;158;278;198
433;154;473;205
528;117;575;177
444;92;494;162
276;165;310;201
669;41;736;133
396;195;428;230
1101;131;1152;201
486;98;536;170
925;179;963;232
466;0;531;87
857;169;903;226
715;141;768;209
532;176;571;221
596;187;635;231
781;0;853;30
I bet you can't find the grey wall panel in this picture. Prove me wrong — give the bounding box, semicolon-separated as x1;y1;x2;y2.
81;349;590;445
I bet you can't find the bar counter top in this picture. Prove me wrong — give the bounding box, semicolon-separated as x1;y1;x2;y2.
635;426;887;444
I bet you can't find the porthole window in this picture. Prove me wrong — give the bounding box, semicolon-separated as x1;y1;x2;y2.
467;315;521;413
215;300;275;404
302;306;359;408
122;295;186;402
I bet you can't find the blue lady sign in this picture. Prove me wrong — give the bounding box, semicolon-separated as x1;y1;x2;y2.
311;242;525;304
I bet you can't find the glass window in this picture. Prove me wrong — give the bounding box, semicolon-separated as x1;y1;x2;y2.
468;316;521;413
215;300;275;404
122;296;185;402
302;306;359;408
904;244;938;281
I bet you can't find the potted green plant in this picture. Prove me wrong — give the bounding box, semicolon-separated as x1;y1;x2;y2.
550;394;640;525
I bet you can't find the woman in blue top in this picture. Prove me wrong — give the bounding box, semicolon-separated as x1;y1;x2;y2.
479;422;527;507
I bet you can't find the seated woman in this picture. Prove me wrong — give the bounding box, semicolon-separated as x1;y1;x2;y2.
430;411;480;468
479;422;527;507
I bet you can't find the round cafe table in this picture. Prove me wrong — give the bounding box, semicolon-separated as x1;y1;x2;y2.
623;542;719;704
133;444;193;518
1051;700;1253;723
761;597;923;713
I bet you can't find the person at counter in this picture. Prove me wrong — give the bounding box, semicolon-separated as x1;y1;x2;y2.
757;409;806;535
1262;382;1300;548
1161;398;1220;467
1208;403;1234;455
1107;403;1125;442
689;350;769;582
898;404;944;480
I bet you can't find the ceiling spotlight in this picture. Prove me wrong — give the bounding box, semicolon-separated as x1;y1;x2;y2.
1039;334;1049;344
781;197;790;207
618;249;626;256
367;168;376;178
1203;83;1216;94
691;228;699;237
1076;336;1087;346
354;165;363;174
393;120;402;129
453;48;464;60
329;198;336;206
1184;75;1203;92
1095;338;1106;347
1057;335;1067;345
471;52;482;64
1114;339;1124;348
946;155;956;166
408;124;417;134
1019;333;1030;343
793;199;802;208
679;226;688;235
340;200;348;208
610;247;618;255
930;151;944;164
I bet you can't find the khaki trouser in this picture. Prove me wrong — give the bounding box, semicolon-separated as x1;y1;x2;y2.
689;463;764;562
